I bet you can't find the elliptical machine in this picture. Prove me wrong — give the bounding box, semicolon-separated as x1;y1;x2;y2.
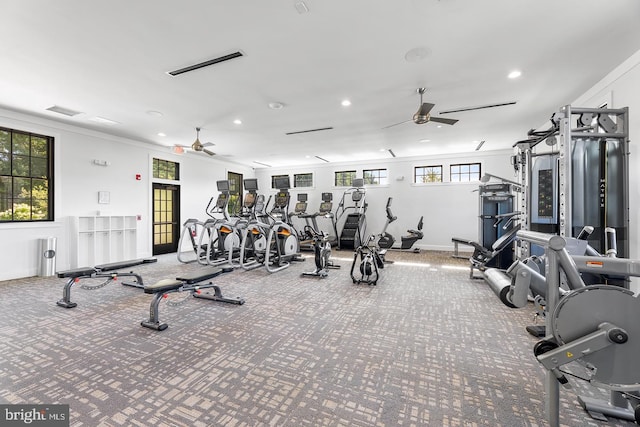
301;225;339;278
199;180;241;266
350;235;385;285
377;197;424;252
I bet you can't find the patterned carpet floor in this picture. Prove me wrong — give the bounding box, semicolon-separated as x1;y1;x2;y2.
0;249;636;426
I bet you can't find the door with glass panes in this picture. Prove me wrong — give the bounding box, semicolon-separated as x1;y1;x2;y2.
152;183;180;255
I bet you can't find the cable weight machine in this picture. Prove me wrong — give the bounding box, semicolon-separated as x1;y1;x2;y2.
512;105;629;261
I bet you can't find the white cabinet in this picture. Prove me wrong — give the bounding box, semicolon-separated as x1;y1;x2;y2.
71;216;137;267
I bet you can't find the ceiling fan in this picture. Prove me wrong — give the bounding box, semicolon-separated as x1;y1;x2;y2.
174;127;215;156
383;88;459;129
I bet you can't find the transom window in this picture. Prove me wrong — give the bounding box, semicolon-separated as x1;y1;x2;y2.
153;158;179;180
450;163;481;182
363;168;388;185
334;170;356;187
415;165;443;183
294;173;313;188
271;174;289;189
0;127;54;222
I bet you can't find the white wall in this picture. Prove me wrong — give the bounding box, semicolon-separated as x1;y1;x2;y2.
2;48;639;282
0;109;254;281
255;150;515;251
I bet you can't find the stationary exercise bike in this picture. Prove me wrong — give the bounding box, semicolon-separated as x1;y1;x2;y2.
377;197;423;252
301;225;339;278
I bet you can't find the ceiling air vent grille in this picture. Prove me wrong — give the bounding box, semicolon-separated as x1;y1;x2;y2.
168;51;244;76
286;127;333;136
46;105;82;117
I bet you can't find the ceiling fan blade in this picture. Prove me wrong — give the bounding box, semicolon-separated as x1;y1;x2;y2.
381;119;411;129
429;116;458;125
203;148;216;156
202;142;215;147
416;102;435;117
439;101;517;115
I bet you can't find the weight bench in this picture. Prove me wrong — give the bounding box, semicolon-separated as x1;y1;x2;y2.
451;237;475;259
56;258;157;308
141;266;244;331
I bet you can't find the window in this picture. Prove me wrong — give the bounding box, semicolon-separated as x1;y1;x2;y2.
414;165;443;183
363;168;388;185
153;158;179;180
227;171;243;216
294;173;313;188
450;163;481;182
334;170;356;187
271;174;289;189
0;127;54;222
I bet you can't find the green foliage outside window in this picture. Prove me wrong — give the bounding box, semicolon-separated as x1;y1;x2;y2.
363;169;388;185
334;170;356;187
0;128;53;222
415;165;443;183
153;158;179;180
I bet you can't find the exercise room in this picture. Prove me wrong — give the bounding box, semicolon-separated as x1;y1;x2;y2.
1;2;640;426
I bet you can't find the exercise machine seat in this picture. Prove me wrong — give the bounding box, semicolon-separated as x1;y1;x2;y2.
176;266;229;284
95;258;157;272
56;267;97;279
144;279;183;294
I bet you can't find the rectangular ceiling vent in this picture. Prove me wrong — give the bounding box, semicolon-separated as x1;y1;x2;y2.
286;127;333;136
46;105;82;117
168;51;244;76
439;101;517;115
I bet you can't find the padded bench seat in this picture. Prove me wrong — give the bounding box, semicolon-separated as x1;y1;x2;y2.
176;266;230;284
57;267;97;279
144;279;183;294
95;258;157;272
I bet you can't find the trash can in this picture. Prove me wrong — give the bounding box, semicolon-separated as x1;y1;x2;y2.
39;237;57;277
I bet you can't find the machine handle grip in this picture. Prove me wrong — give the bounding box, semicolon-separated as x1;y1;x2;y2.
605;227;617;257
577;225;594;240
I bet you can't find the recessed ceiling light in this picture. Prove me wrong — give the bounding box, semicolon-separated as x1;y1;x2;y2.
508;70;522;79
437;125;442;128
419;139;431;143
158;132;166;137
147;110;163;117
341;99;351;107
305;155;311;158
405;46;431;62
294;1;309;14
379;148;385;152
268;102;284;110
233;119;242;125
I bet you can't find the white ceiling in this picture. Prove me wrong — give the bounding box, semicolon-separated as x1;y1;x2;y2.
1;0;640;168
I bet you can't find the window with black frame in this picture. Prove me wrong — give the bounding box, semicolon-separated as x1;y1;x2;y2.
334;170;356;187
414;165;443;183
271;174;289;189
294;173;313;188
450;162;481;182
0;127;54;222
363;168;388;185
152;158;180;180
